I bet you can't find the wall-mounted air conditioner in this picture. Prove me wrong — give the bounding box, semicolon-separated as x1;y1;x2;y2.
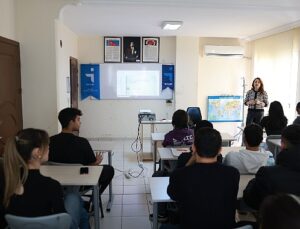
204;45;245;57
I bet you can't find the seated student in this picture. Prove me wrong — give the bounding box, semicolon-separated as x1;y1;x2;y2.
223;124;274;174
167;127;240;229
243;124;300;210
176;120;217;169
293;102;300;125
49;108;114;195
163;109;193;147
260;101;287;136
259;194;300;229
0;128;89;229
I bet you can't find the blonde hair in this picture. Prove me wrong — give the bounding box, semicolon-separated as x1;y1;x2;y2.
3;128;49;208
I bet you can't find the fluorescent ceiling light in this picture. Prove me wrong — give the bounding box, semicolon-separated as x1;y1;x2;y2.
161;21;183;30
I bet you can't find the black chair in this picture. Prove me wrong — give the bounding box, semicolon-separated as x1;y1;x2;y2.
186;107;202;128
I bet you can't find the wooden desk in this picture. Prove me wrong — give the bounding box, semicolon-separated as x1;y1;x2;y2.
140;120;172;160
41;165;102;229
149;174;254;229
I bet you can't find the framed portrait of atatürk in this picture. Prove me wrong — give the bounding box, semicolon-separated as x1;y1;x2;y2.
123;36;141;63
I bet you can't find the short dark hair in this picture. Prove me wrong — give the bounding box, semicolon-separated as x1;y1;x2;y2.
259;194;300;229
172;109;188;129
194;120;213;132
243;124;263;147
58;108;82;128
281;125;300;147
194;127;222;158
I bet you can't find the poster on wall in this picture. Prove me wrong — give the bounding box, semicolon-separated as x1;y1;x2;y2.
123;36;141;63
104;37;122;63
161;65;174;99
142;37;159;63
80;64;100;100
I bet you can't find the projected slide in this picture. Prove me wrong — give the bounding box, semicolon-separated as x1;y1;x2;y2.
117;70;159;97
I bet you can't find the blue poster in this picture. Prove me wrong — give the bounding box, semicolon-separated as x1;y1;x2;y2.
80;64;100;100
162;65;174;90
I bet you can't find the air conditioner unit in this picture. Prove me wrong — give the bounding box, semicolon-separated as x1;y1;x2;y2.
204;45;245;57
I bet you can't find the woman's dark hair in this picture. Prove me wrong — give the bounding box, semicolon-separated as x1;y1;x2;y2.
172;109;188;129
259;194;300;229
269;101;285;120
251;77;264;93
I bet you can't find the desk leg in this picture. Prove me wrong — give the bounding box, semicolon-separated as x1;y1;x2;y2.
107;150;113;211
153;202;158;229
93;185;100;229
141;123;144;155
153;141;157;172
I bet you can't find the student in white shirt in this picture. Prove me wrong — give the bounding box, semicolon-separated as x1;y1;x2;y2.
224;124;274;174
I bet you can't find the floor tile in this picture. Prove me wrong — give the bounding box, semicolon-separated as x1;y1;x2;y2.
101;194;123;205
122;204;149;216
101;204;122;217
100;216;122;229
124;177;145;185
122;216;152;229
122;194;147;204
124;185;146;194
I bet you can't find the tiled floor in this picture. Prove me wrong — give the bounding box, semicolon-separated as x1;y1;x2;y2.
90;138;154;229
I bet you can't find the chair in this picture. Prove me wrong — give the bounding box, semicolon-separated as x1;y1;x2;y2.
5;213;71;229
45;161;105;218
186;107;202;128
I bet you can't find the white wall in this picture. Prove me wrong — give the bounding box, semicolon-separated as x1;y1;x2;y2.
252;29;300;123
175;37;199;109
15;0;73;135
78;36;176;138
55;20;78;114
0;0;16;40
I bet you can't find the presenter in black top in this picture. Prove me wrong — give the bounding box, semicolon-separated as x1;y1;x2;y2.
244;77;268;126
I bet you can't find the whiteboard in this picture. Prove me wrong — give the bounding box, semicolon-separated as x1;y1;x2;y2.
207;96;243;122
100;63;173;100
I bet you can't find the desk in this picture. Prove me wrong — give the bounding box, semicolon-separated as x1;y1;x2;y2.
267;139;281;158
149;174;254;229
158;146;245;169
149;177;173;229
140;120;172;160
88;139;114;211
41;165;102;229
152;133;235;171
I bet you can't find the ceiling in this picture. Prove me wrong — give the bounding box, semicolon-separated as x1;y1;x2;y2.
60;0;300;40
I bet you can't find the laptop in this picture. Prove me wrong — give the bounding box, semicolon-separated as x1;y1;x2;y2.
171;147;190;157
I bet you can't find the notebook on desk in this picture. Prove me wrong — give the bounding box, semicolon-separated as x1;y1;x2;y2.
171;147;190;157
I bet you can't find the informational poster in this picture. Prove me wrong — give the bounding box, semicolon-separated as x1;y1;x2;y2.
142;37;159;63
104;37;122;63
80;64;100;100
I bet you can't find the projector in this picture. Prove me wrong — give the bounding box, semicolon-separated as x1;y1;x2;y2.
138;110;156;123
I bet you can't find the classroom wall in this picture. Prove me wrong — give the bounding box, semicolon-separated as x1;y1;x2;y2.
15;0;73;135
0;0;16;40
198;38;251;136
78;36;176;139
252;28;300;123
55;20;78;117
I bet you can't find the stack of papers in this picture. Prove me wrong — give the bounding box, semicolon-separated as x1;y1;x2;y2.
171;147;190;157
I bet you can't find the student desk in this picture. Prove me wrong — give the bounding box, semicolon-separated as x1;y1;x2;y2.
267;139;281;158
151;133;236;171
140;120;172;160
40;165;102;229
149;174;254;229
157;146;245;170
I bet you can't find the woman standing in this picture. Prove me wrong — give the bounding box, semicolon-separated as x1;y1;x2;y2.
244;77;269;126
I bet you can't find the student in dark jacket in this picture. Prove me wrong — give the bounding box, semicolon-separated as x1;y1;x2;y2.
260;101;287;136
243;124;300;210
167;127;240;229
